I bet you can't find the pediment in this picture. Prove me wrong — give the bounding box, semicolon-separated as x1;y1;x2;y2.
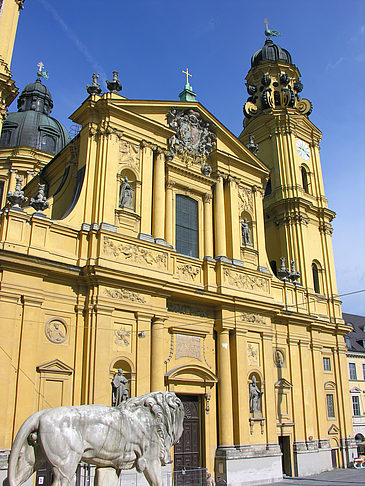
350;387;362;393
165;364;218;386
324;381;336;390
328;424;339;435
73;97;269;176
36;359;73;375
274;378;293;389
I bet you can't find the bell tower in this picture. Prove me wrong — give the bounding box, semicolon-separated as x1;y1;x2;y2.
239;30;340;318
0;0;23;133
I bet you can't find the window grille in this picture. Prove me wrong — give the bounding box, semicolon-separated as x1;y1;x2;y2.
175;195;199;258
323;357;331;371
326;394;335;418
349;363;357;380
352;396;361;417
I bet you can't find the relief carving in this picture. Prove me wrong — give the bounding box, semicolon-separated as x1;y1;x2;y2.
238;185;254;214
114;327;131;346
176;334;202;361
104;287;146;304
319;222;333;235
119;140;140;172
167;301;213;318
247;343;259;365
241;312;266;325
176;263;200;281
45;319;67;344
223;268;269;293
103;237;167;269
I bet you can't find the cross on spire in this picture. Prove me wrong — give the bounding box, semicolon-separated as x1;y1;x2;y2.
182;67;192;85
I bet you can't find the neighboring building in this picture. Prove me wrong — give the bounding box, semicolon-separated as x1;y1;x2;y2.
343;313;365;456
0;6;358;486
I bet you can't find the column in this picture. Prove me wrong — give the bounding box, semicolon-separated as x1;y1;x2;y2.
311;340;327;441
150;316;167;392
152;148;166;244
298;339;317;441
214;173;227;259
203;193;214;259
165;180;175;247
135;312;153;395
217;327;233;446
139;141;155;241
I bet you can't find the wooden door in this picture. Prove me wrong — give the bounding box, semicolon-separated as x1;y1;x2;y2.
174;395;203;485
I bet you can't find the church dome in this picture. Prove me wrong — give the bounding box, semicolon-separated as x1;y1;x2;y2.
0;75;71;155
251;38;292;67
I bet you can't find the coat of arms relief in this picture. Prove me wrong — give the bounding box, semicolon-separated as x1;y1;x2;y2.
166;108;217;175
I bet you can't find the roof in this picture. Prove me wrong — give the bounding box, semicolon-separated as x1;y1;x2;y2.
343;312;365;353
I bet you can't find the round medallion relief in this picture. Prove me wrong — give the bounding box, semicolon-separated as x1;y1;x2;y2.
45;319;67;344
274;349;285;367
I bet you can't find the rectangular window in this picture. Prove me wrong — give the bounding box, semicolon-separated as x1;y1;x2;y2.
352;396;361;416
175;195;199;258
326;394;335;418
323;357;331;371
363;363;365;381
349;363;357;380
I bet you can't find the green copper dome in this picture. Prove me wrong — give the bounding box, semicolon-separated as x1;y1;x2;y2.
251;38;292;67
0;76;71;155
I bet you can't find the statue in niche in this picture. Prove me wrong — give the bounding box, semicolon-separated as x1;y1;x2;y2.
112;369;129;406
241;218;252;245
119;177;134;209
249;375;263;413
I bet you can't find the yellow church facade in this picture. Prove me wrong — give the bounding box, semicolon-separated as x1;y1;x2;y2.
0;3;357;485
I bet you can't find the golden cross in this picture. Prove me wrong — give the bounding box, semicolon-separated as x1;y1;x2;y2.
264;18;269;30
182;67;192;85
37;61;44;72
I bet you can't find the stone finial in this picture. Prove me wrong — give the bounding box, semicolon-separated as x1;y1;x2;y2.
30;184;49;213
289;260;301;284
246;135;259;155
7;177;28;209
278;256;290;281
106;71;122;93
86;73;102;96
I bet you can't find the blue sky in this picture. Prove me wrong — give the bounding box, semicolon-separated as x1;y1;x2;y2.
9;0;365;314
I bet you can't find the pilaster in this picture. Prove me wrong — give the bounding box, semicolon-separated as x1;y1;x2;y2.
135;312;153;395
217;323;233;446
214;173;227;259
139;141;155;239
165;180;174;247
203;193;213;259
152;148;166;243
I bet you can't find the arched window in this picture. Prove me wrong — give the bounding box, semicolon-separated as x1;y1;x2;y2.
176;195;199;258
301;166;309;193
312;262;320;294
42;134;56;153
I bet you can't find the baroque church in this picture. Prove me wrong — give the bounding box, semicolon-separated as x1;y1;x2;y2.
0;1;357;485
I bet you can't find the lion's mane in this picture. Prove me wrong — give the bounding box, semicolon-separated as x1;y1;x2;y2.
119;391;184;464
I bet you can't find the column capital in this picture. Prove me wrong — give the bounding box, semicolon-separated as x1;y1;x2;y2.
203;193;213;203
166;180;175;190
140;139;157;150
155;146;168;157
152;315;168;324
134;311;154;321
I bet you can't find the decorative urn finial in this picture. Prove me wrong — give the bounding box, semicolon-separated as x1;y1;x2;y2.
86;73;102;96
30;184;49;214
7;177;28;209
106;71;122;93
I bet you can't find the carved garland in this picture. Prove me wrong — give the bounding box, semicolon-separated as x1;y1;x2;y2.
103;237;168;269
104;287;146;304
224;268;269;293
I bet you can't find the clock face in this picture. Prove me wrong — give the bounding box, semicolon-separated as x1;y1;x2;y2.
296;139;310;160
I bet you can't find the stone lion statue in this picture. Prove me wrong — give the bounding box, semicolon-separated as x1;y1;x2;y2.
7;391;184;486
